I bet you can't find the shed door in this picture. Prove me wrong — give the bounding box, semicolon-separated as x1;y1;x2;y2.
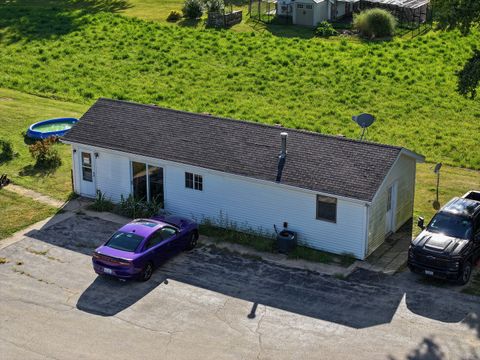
296;3;314;26
79;151;96;198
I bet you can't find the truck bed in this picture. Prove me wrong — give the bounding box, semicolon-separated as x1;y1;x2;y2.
463;191;480;202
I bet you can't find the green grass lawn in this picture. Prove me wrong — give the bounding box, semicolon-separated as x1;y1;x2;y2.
0;88;86;200
414;163;480;236
0;189;58;239
0;2;479;169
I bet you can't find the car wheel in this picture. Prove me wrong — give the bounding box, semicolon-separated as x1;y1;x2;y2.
459;262;472;285
140;262;153;282
186;231;198;251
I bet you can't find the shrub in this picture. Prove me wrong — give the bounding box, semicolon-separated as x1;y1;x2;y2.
166;10;182;22
0;140;14;163
182;0;204;19
353;8;397;39
28;137;61;168
116;194;163;219
315;21;338;37
88;190;114;212
205;0;224;13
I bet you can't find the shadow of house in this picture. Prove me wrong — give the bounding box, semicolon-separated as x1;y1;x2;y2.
26;214;480;330
0;0;132;42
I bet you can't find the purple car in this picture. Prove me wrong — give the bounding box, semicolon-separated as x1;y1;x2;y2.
92;215;199;281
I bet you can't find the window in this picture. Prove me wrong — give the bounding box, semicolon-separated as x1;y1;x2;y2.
306;4;312;9
146;232;163;249
131;162;164;205
185;172;203;191
81;152;93;182
106;231;144;252
148;165;164;203
159;226;177;239
132;162;147;200
316;195;337;223
185;172;193;188
297;4;303;8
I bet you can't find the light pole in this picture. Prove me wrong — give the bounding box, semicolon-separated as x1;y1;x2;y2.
433;163;442;210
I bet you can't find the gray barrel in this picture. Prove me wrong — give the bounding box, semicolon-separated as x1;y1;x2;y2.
276;230;297;254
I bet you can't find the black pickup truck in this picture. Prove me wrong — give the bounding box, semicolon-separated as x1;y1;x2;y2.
408;191;480;285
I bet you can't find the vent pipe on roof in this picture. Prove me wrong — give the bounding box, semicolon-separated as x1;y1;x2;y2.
276;132;288;183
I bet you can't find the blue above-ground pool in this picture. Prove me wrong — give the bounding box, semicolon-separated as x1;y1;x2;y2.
27;117;78;139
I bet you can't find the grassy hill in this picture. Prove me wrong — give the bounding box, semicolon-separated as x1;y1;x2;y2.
0;2;479;169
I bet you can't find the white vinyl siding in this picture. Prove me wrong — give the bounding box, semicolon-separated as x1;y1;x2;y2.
73;147;131;202
92;150;131;202
71;145;368;259
367;154;416;255
165;164;367;258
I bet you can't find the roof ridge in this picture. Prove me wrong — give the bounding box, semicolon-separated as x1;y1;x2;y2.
96;98;404;152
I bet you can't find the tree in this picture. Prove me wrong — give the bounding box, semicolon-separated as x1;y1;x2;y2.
457;49;480;99
432;1;480;98
432;0;480;35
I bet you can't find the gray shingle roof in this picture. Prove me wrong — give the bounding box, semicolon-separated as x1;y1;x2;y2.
63;98;418;202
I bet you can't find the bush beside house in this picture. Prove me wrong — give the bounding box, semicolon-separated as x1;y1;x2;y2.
182;0;204;19
315;21;338;37
353;8;397;38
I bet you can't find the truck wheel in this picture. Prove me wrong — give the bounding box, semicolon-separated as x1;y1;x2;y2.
459;262;472;285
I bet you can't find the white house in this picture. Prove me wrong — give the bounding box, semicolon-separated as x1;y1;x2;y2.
278;0;357;27
62;98;424;260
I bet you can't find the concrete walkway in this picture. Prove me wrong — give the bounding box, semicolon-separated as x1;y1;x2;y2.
363;221;413;274
200;236;359;277
4;184;65;208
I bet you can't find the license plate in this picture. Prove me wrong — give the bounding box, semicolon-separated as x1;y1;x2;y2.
425;270;434;276
104;267;113;275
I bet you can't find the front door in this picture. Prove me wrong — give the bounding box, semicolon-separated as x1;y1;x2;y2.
296;4;314;26
385;183;397;235
79;151;96;197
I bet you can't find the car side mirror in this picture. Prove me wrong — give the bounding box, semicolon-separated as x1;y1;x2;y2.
417;217;425;230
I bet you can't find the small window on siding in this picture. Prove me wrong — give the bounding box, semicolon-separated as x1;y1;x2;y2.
194;174;203;191
316;195;337;223
185;172;194;188
185;172;203;191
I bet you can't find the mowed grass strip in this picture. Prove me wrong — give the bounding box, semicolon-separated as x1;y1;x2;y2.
414;163;480;236
0;190;58;240
0;88;86;200
0;5;479;168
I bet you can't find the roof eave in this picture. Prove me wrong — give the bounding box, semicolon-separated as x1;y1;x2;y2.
62;139;372;205
400;148;425;163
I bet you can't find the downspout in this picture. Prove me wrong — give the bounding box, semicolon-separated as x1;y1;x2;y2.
276;132;288;183
364;203;370;260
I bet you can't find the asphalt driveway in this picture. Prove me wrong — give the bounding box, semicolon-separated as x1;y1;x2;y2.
0;214;479;359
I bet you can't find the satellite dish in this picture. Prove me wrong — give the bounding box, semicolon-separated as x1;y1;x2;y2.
352;113;375;140
352;113;375;128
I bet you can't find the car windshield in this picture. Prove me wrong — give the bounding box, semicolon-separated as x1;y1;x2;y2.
427;213;473;239
105;231;144;252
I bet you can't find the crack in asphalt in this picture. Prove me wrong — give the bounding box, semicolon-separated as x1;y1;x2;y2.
0;337;60;360
254;307;266;360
